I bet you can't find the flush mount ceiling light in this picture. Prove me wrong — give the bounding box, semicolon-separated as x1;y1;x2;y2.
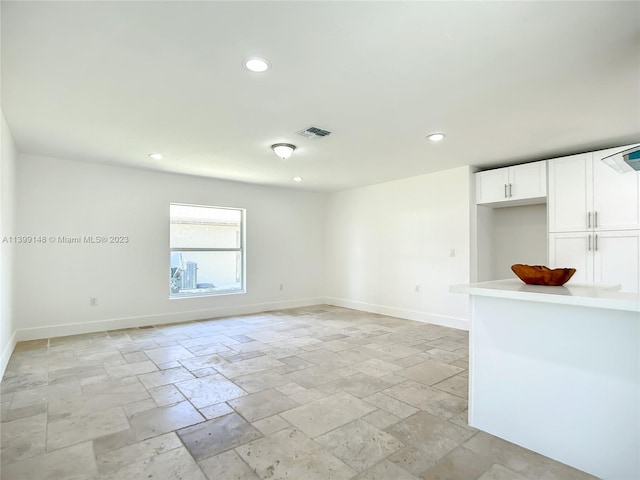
148;153;164;160
271;143;296;160
244;57;270;73
292;176;303;182
426;133;446;142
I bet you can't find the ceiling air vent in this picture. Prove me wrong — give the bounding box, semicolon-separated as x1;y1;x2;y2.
297;126;332;139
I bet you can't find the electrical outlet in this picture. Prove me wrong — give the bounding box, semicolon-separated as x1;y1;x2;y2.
449;248;456;257
279;284;284;291
414;285;420;293
90;297;98;307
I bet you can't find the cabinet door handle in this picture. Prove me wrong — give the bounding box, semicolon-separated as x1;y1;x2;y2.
594;211;598;228
504;184;507;199
509;183;513;198
595;234;598;251
588;234;591;251
587;212;591;229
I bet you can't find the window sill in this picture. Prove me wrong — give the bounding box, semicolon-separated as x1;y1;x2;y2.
169;288;245;299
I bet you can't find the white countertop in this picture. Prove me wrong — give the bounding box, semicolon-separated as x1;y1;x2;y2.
450;279;640;312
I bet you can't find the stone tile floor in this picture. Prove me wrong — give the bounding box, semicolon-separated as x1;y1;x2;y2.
0;306;597;480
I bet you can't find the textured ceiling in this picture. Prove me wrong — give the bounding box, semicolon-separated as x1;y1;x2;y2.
2;1;639;192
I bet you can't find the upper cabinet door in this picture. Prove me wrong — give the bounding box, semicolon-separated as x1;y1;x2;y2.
476;168;510;204
592;146;640;231
548;153;592;233
476;160;547;206
508;161;547;201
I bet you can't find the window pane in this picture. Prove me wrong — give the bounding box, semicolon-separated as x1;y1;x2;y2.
170;204;241;249
170;250;243;295
170;223;240;249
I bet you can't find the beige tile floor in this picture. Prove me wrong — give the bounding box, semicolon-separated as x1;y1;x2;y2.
0;306;597;480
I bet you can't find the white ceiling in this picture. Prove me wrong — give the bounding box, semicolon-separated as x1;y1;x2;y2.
2;1;639;192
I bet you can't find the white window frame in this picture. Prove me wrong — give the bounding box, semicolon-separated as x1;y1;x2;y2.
169;203;246;298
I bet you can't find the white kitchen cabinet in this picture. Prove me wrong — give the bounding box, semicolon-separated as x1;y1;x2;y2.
547;153;591;232
476;161;547;206
549;230;639;292
593;230;640;292
548;145;640;232
548;232;592;286
476;168;509;204
592;147;640;231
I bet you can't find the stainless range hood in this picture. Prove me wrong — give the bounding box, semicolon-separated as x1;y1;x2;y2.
602;144;640;173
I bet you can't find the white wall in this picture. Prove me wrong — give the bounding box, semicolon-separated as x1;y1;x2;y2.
475;203;548;282
15;154;326;340
475;205;494;282
492;204;547;279
325;166;472;329
1;110;18;375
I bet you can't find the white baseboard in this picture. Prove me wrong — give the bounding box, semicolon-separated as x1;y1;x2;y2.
325;297;469;331
10;296;467;357
15;297;325;342
1;330;18;378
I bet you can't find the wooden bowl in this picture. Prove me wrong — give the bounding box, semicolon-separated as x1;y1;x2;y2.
511;264;576;286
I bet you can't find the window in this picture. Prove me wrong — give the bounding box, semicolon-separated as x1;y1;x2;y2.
170;203;245;297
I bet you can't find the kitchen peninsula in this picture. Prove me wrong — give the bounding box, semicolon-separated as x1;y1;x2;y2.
451;279;640;480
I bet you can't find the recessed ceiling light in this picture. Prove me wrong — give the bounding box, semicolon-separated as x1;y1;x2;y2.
292;176;303;182
244;57;270;73
427;133;446;142
148;153;164;160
